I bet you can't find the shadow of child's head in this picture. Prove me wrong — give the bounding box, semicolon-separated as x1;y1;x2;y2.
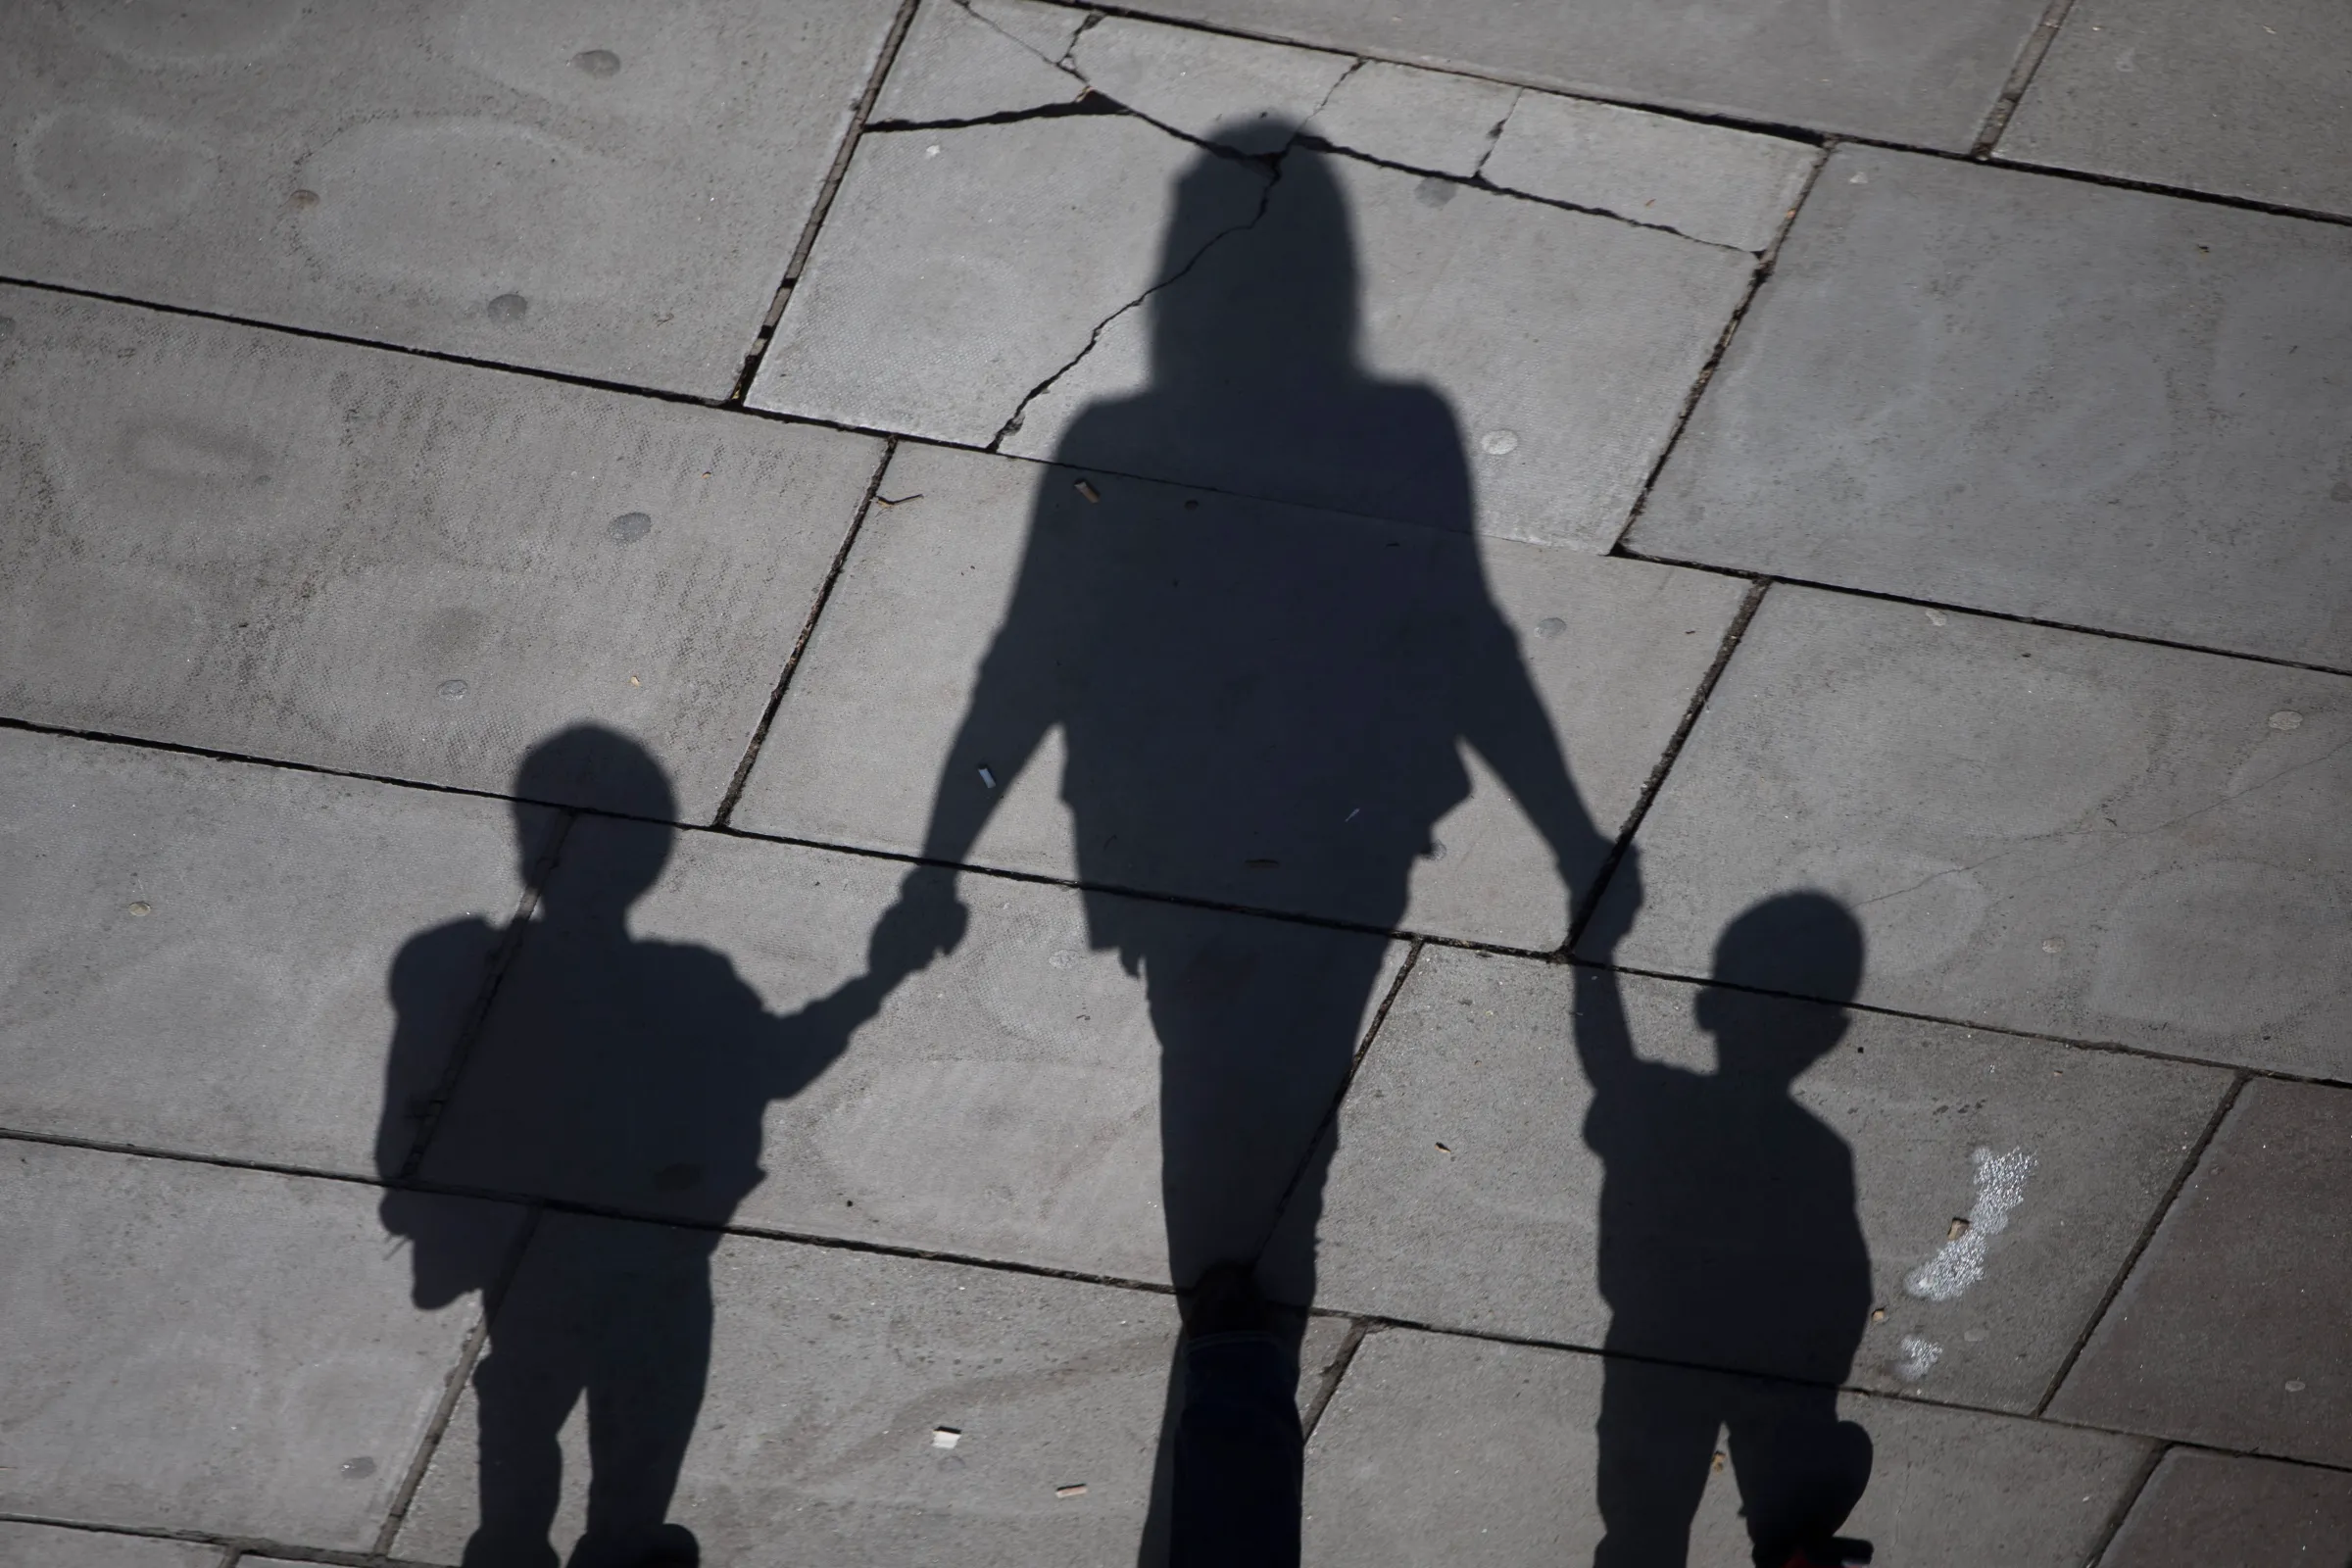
1694;891;1865;1084
511;724;677;908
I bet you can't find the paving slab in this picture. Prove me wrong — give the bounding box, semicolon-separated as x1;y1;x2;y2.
421;819;1402;1285
870;0;1087;124
0;1525;220;1568
1584;587;2352;1081
0;729;544;1175
2099;1448;2352;1568
0;0;898;395
733;444;1743;949
1300;60;1519;178
2000;0;2352;220
1282;948;2225;1410
1481;90;1818;251
0;1141;518;1545
1067;17;1354;154
396;1216;1177;1565
1634;146;2352;667
1301;1329;2149;1566
1003;146;1755;551
2050;1080;2352;1468
0;288;881;818
749;114;1270;448
1107;0;2047;149
968;0;1093;60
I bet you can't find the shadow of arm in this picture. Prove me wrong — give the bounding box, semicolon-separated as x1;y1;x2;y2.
864;515;1071;983
763;971;891;1101
913;541;1062;872
1454;613;1614;930
1571;956;1639;1093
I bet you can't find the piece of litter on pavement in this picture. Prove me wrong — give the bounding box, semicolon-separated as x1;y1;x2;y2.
932;1427;961;1449
1055;1483;1088;1498
1435;1142;1452;1154
1074;479;1101;502
978;766;997;789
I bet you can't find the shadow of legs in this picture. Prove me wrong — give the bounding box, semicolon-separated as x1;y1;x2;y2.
1170;1265;1303;1568
1593;1356;1718;1568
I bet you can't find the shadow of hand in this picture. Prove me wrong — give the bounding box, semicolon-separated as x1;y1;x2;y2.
865;864;970;990
1577;844;1641;957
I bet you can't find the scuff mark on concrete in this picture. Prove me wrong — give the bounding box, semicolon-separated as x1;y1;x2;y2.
1906;1146;2034;1301
1895;1334;1943;1381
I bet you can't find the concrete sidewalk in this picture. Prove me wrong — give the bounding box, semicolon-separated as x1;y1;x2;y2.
2;2;2348;1563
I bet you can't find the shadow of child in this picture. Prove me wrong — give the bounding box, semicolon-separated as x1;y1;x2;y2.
1574;891;1875;1568
376;725;951;1568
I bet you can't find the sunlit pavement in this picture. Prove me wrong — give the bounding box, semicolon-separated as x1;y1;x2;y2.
3;2;2349;1563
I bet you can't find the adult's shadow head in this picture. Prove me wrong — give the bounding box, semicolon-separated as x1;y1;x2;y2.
1585;892;1876;1567
1054;126;1468;532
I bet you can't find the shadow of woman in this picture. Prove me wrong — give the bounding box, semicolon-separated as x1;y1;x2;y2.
375;725;917;1568
1573;892;1876;1568
866;127;1617;1566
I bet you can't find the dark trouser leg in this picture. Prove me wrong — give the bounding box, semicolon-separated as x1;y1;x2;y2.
1726;1384;1871;1568
1171;1332;1304;1568
1593;1356;1721;1568
1140;910;1393;1568
567;1252;713;1568
465;1330;578;1568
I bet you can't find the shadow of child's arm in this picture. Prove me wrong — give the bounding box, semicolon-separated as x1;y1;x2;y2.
764;971;892;1101
1571;847;1641;1093
763;871;973;1101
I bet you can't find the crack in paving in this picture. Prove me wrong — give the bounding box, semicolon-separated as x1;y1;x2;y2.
864;95;1122;133
1300;53;1364;124
910;18;1748;254
1468;89;1523;180
963;67;1762;452
1297;133;1763;252
949;0;1083;69
1057;5;1107;63
988;147;1289;449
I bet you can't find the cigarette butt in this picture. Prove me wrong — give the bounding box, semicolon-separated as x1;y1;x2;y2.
1074;479;1101;502
1055;1483;1088;1499
978;766;997;789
